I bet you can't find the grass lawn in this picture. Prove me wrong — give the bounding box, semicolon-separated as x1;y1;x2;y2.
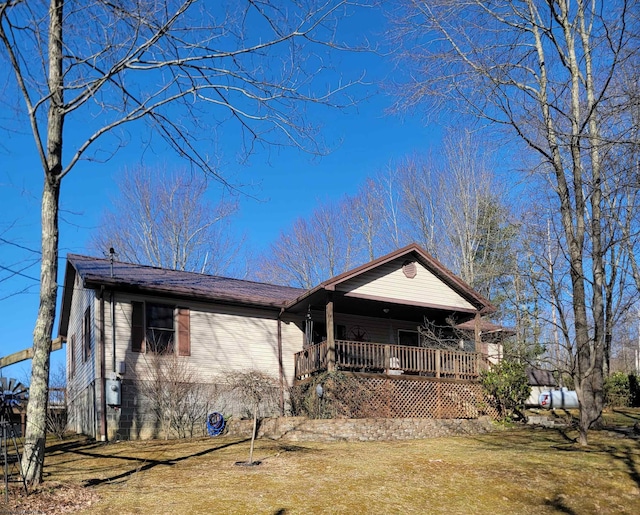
4;408;640;514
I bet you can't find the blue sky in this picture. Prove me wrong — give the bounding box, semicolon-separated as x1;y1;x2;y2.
0;4;445;381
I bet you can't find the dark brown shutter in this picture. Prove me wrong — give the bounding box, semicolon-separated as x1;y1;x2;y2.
131;301;145;353
177;307;190;356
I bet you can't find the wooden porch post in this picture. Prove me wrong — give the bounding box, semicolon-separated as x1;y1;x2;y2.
384;344;390;372
326;292;335;372
474;311;482;354
277;315;285;416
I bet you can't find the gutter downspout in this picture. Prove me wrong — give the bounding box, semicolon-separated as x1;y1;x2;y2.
109;248;117;374
99;287;107;441
111;291;116;374
277;308;285;416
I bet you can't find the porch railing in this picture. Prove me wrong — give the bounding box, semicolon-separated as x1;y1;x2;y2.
294;340;488;381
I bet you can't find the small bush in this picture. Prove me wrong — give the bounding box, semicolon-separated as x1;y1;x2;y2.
629;374;640;407
46;410;68;440
480;359;530;422
604;372;632;407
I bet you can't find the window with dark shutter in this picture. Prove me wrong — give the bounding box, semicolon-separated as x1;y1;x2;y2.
131;301;145;353
177;307;190;356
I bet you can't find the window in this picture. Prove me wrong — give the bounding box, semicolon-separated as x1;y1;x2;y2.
131;301;190;354
145;303;175;354
398;329;419;347
83;307;91;361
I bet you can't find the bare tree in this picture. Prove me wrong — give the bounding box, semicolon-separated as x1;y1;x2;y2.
137;345;216;439
259;130;518;301
90;165;243;275
396;154;442;254
391;0;639;443
259;218;319;288
439;134;514;296
258;198;360;287
0;0;367;483
377;166;405;251
350;178;388;261
46;364;67;440
227;370;279;465
394;133;518;310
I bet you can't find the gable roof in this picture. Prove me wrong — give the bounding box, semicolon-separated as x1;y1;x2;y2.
58;254;305;336
59;244;495;337
285;243;496;314
67;254;304;305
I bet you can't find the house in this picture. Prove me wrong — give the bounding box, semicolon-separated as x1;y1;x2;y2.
59;244;504;440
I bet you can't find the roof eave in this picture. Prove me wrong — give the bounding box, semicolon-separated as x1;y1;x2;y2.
81;276;289;311
286;243;496;314
57;260;77;338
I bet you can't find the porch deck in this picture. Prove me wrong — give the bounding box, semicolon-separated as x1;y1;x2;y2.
294;340;489;382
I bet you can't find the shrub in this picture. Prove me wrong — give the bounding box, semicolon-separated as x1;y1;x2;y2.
604;372;632;407
629;374;640;407
137;351;219;439
480;359;530;422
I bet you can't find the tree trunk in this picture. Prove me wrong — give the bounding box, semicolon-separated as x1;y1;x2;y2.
21;178;60;484
576;1;605;444
249;402;258;465
21;0;64;484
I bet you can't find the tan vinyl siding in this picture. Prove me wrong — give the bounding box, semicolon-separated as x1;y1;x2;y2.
66;275;97;435
189;305;295;383
337;258;475;311
105;294;304;387
277;314;304;385
67;384;96;438
104;294;135;377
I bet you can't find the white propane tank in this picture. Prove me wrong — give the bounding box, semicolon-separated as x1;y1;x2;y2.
538;388;579;409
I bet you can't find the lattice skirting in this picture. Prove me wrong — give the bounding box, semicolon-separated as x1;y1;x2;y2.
291;374;499;420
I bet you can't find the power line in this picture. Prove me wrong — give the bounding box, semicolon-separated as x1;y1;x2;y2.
0;264;40;283
0;237;41;254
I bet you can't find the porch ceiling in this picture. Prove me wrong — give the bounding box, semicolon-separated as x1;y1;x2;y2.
286;289;475;325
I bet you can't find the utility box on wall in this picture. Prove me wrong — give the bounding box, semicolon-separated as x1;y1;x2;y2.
106;378;121;407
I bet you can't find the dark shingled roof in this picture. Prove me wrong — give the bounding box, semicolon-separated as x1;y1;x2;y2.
526;368;557;387
454;319;514;334
67;254;305;308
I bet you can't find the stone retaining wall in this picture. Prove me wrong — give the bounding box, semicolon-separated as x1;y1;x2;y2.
225;416;495;442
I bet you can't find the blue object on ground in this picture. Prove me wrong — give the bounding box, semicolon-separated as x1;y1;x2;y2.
207;412;225;436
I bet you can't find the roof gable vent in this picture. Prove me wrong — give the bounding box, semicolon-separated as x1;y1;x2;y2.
402;260;417;279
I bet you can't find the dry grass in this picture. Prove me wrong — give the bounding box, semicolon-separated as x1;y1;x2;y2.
3;409;640;514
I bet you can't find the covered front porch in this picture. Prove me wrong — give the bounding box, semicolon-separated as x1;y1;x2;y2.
283;245;502;388
294;339;489;381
